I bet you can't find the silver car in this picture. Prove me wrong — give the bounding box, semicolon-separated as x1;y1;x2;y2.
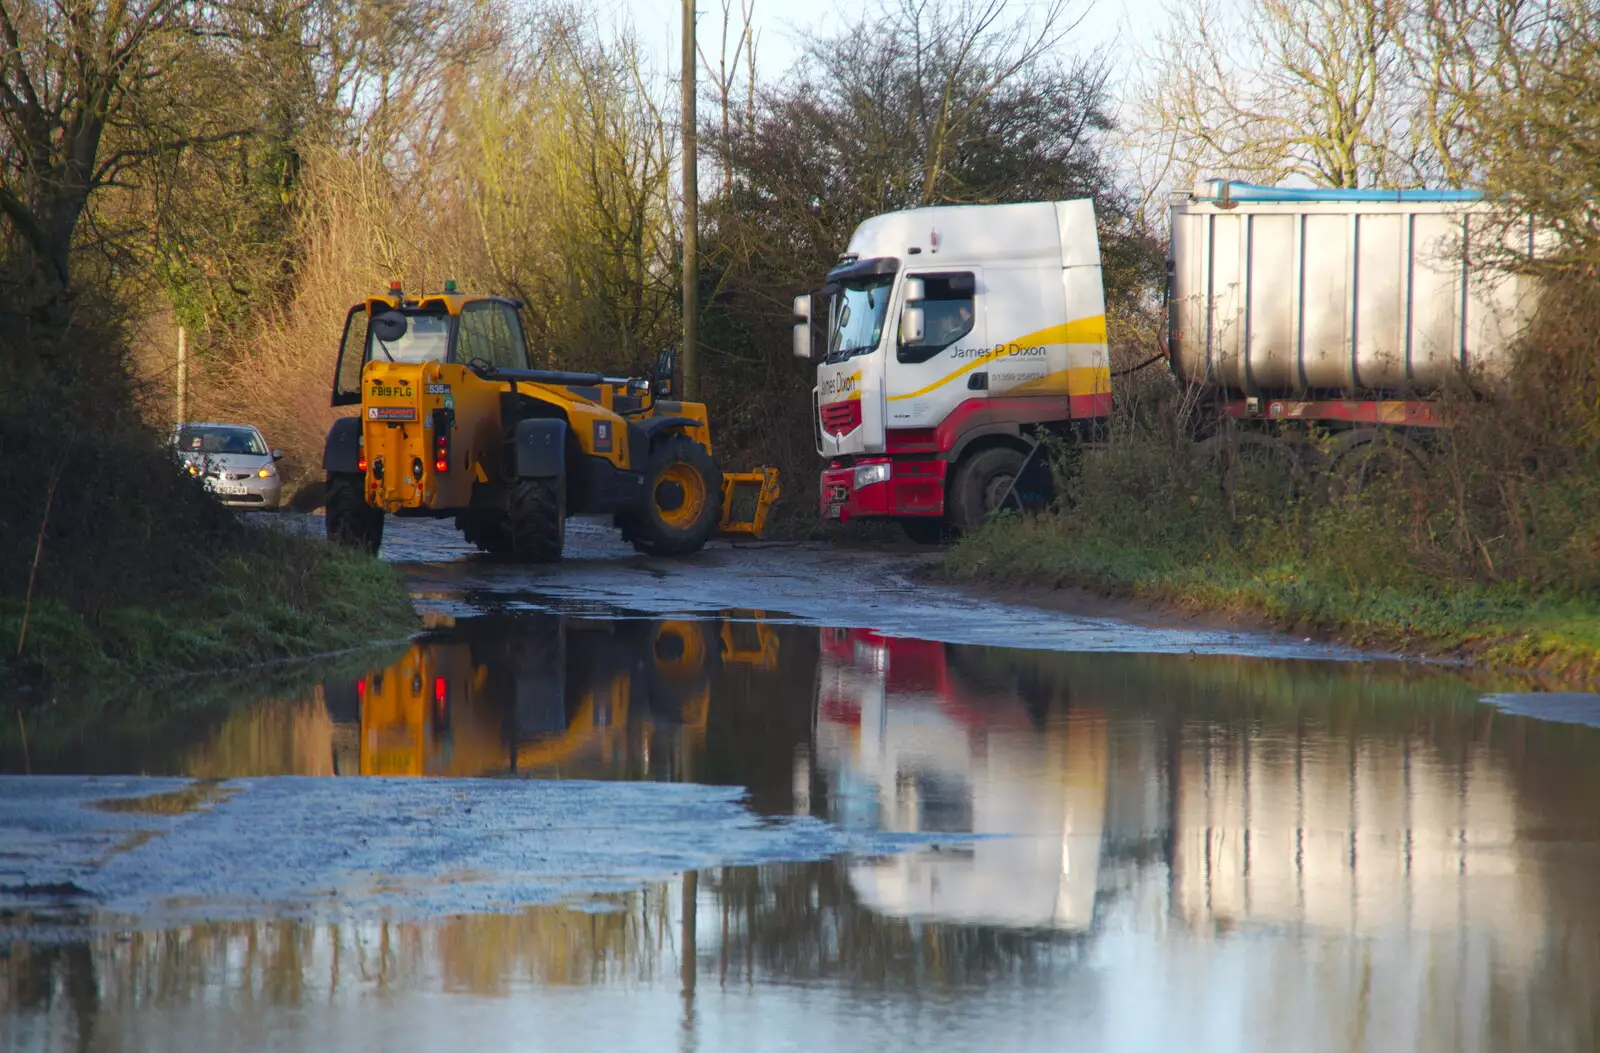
173;422;285;509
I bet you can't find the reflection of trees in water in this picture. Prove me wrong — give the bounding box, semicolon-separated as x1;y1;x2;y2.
0;859;1084;1033
1;893;670;1027
705;862;1082;989
183;693;333;778
1;934;99;1042
0;648;396;776
435;896;670;992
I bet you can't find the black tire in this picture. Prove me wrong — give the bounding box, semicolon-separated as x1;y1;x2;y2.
508;476;566;562
900;517;949;545
619;435;722;556
457;509;513;556
948;446;1027;533
641;620;720;723
325;472;384;554
1326;428;1428;498
1194;427;1304;502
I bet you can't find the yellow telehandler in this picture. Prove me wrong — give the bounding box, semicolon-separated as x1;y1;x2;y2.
320;282;779;560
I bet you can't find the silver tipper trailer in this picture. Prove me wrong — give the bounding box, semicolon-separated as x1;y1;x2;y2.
1168;180;1542;415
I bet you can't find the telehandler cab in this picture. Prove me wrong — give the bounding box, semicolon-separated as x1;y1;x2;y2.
321;282;779;561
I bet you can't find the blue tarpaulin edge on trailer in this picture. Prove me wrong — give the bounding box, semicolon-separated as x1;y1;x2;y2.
1194;180;1484;204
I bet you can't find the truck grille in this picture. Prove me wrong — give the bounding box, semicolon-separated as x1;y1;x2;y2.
820;401;862;436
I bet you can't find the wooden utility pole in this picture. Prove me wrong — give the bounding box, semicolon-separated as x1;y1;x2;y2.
176;325;188;424
680;0;699;400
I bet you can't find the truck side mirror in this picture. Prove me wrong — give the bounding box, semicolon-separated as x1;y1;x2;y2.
653;346;676;398
900;305;925;345
903;277;925;302
792;294;814;361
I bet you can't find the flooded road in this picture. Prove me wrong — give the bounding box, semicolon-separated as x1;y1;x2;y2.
4;518;1600;1051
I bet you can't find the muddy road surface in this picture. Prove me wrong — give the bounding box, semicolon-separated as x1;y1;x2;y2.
4;516;1599;1053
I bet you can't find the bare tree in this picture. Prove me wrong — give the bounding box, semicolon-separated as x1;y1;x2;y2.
1133;0;1418;190
697;0;758;186
0;0;202;304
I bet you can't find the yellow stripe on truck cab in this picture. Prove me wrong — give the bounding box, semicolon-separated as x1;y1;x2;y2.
887;315;1107;402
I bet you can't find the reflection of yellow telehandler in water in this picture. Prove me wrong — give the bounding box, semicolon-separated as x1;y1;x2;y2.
327;612;778;779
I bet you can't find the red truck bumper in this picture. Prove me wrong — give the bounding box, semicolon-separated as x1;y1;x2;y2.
819;458;947;522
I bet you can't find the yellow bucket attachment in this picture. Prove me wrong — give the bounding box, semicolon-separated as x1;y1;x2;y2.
719;613;780;670
717;467;781;538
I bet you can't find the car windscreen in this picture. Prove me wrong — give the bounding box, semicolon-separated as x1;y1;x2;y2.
177;426;266;456
369;313;451;363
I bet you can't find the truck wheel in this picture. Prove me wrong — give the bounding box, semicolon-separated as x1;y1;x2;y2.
949;446;1027;534
621;435;722;556
325;472;384;554
508;476;566;562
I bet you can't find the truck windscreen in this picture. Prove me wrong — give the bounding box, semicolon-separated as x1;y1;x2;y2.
828;278;892;363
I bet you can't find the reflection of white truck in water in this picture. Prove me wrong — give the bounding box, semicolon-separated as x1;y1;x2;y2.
794;182;1541;536
809;628;1107;930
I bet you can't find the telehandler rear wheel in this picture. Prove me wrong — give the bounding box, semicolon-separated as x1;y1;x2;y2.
620;435;722;557
508;476;566;562
457;510;513;556
325;472;384;554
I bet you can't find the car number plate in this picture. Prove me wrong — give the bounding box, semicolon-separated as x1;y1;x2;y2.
207;482;249;495
825;501;843;519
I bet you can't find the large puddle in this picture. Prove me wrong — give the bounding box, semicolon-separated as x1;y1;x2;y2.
4;609;1600;1051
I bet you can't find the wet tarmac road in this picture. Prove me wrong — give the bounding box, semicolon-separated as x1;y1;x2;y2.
387;514;1367;659
4;516;1600;1052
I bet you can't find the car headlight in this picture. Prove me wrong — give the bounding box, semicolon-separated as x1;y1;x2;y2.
258;466;275;479
852;462;890;489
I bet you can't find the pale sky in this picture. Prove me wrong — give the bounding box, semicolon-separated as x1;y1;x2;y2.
601;0;1161;115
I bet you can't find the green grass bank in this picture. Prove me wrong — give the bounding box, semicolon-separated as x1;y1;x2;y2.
3;398;417;696
947;513;1600;679
3;527;415;696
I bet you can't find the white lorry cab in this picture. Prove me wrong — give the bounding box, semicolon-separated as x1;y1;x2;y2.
793;201;1111;539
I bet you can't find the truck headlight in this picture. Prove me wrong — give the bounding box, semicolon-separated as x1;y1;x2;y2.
852;462;890;489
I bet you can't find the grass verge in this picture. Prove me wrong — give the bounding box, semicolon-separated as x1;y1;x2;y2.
947;513;1600;681
3;524;416;695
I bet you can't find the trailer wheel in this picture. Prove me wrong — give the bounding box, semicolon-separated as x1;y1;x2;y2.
1327;429;1428;497
949;446;1027;533
508;476;566;562
620;435;722;556
1195;428;1303;504
325;472;384;554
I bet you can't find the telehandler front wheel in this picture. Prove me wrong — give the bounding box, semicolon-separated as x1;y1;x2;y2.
508;476;566;563
620;435;722;557
325;472;384;554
